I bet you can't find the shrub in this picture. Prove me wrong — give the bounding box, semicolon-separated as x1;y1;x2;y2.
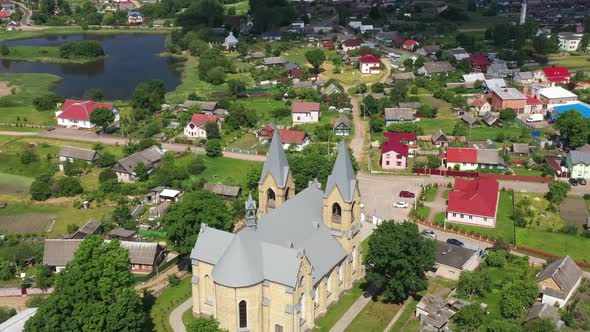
484;250;507;267
167;274;180;286
205;139;222;158
59;40;105;59
560;224;578;235
20;150;39;164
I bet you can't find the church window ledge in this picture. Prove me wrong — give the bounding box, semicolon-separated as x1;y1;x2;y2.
205;300;214;306
300;318;306;326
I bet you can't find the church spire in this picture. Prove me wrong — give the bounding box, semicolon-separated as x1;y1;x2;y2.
245;193;257;228
324;140;357;202
259;129;290;187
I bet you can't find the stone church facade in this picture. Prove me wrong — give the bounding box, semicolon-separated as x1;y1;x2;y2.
190;131;364;331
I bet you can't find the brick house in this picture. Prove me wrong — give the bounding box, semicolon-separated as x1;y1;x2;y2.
490;88;526;113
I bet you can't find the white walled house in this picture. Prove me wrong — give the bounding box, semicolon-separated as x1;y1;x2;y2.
56;100;120;129
291;102;320;124
279;129;310;151
58;146;99;171
446;178;499;227
358;55;381;75
184;114;220;139
558;32;583;52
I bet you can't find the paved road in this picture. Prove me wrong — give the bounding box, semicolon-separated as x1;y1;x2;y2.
169;298;192;332
6;128;266;162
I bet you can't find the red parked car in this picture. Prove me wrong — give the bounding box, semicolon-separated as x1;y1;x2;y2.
399;191;415;198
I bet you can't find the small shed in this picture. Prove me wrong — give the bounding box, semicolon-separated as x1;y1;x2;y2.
204;183;241;200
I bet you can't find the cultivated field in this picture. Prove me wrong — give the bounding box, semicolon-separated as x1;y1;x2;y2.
0;213;55;233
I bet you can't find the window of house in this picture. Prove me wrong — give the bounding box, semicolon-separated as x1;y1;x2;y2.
275;325;283;332
239;300;247;328
484;217;487;222
313;287;319;304
396;154;402;159
460;214;464;218
396;162;402;166
453;213;456;217
469;215;473;220
386;161;390;166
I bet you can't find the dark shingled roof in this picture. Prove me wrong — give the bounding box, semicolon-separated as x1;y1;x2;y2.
72;220;102;238
111;146;164;175
536;256;583;299
435;241;477;270
108;227;136;239
204;183;241;197
59;146;99;162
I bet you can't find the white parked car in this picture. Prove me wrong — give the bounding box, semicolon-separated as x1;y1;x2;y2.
421;229;436;239
394;201;409;208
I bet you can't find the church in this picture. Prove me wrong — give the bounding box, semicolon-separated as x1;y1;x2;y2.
190;131;364;331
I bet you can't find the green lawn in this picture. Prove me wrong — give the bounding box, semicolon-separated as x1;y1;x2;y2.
164;55;229;104
415;205;431;221
549;54;590;72
314;281;365;332
234;97;290;126
0;73;62;125
422;186;438;202
345;297;400;332
0;199;113;235
417;118;456;135
197;156;261;188
224;0;249;15
0;172;34;188
145;276;192;332
516;229;590;264
446;191;515;242
0;125;45;132
0;46;107;64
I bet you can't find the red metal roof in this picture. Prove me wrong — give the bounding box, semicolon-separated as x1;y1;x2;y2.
58;99;113;121
290;68;302;78
384;132;416;142
403;39;417;47
468;53;491;67
291;102;320;113
526;96;542;105
322;41;335;48
541;66;571;82
0;11;10;18
342;39;361;47
359;55;380;64
447;178;499;217
359;49;371;57
381;139;408;156
279;129;307;144
190;113;218;127
446;148;478;163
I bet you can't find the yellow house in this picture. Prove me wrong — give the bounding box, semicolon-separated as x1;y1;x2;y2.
190;132;364;331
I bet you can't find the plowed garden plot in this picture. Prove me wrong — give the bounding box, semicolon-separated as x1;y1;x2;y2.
0;214;55;233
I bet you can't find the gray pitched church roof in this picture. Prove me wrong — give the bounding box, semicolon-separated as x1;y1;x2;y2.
192;183;349;288
324;141;357;203
259;130;290;187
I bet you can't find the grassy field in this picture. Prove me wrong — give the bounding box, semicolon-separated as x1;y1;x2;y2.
224;0;249;15
145;276;192;332
0;73;62;125
0;27;174;43
184;155;261;188
164;55;229;104
345;297;400;332
516;228;590;264
314;281;365;331
0;46;108;64
422;186;438;202
549;54;590;72
234;97;290;126
0;199;113;235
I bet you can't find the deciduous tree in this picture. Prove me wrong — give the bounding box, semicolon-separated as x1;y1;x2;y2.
365;222;435;303
24;236;145;332
305;49;326;73
163;190;235;254
89;107;115;132
187;317;227;332
554;110;590;148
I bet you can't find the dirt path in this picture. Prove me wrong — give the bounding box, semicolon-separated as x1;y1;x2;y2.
0;82;12;97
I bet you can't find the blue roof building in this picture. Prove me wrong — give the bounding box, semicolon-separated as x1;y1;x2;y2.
551;102;590;120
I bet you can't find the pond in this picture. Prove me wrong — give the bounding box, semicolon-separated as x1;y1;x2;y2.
0;33;183;100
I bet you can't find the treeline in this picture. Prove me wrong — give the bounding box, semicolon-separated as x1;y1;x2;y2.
59;40;105;59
